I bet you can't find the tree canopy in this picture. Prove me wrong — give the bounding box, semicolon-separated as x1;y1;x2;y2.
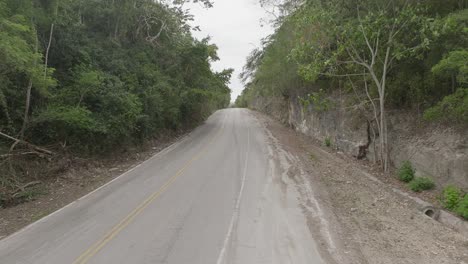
238;0;468;119
0;0;231;154
238;0;467;121
237;0;467;171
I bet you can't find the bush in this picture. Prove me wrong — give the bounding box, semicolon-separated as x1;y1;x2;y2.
408;177;435;192
325;137;331;147
441;185;462;210
456;195;468;220
423;88;468;124
398;161;415;183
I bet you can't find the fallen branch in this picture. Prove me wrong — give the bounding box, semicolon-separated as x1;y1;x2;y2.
3;181;44;199
13;180;42;195
0;131;54;155
0;151;46;159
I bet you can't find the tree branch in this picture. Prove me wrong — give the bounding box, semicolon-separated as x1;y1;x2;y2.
0;131;54;155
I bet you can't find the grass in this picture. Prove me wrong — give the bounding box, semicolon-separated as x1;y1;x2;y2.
324;137;331;147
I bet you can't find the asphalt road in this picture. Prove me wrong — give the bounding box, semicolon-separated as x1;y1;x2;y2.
0;109;324;264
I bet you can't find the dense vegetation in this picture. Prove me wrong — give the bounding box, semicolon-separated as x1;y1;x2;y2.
0;0;231;197
237;0;467;170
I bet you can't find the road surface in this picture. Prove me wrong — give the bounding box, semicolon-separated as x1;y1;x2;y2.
0;109;324;264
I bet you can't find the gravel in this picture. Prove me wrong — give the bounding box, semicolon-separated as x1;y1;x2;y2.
255;111;468;264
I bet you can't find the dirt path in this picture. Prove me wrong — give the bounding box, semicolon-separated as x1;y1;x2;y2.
254;111;468;264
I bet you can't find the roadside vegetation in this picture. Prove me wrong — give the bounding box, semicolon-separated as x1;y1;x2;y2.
441;185;468;220
397;161;434;192
442;185;462;210
395;161;468;220
236;0;467;172
0;0;231;207
398;161;415;183
408;177;435;192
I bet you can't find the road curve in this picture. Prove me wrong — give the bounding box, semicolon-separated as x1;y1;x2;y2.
0;109;324;264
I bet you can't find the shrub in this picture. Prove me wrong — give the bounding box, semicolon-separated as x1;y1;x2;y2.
456;195;468;220
441;185;462;210
408;177;435;192
398;161;415;183
325;137;331;147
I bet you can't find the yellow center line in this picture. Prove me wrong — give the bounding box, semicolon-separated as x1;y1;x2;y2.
73;115;227;264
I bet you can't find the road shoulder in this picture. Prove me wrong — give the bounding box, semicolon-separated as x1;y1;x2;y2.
253;110;468;264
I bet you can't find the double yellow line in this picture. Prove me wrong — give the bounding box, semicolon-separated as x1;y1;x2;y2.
73;116;226;264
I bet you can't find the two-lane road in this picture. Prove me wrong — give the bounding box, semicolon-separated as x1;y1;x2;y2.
0;109;324;264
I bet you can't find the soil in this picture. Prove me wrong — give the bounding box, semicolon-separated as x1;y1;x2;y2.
0;131;189;239
254;111;468;264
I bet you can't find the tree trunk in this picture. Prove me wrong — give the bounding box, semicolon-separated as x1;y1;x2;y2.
380;46;391;172
384;111;388;171
18;32;38;141
379;95;385;170
44;23;55;80
18;79;33;140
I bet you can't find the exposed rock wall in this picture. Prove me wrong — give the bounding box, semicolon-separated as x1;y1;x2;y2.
251;94;468;190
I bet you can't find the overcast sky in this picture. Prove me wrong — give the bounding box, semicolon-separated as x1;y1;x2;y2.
186;0;274;102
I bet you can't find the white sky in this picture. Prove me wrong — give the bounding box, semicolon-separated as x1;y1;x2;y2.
186;0;274;102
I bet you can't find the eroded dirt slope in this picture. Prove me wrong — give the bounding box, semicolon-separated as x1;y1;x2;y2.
254;111;468;264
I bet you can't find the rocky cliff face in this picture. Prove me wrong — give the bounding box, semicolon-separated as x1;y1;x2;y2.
250;94;468;190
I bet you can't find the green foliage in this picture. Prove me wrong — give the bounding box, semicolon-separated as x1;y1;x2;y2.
235;86;253;108
398;161;415;183
0;0;231;154
236;0;467;129
298;89;333;112
432;50;468;85
408;177;435;192
441;185;468;220
324;137;331;147
36;106;102;133
455;195;468;220
289;2;432;83
441;185;462;210
423;88;468;123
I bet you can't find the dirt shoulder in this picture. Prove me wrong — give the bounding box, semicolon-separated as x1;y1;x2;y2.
0;131;189;239
254;111;468;264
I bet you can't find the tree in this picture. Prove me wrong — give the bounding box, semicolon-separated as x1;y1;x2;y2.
432;50;468;90
0;1;55;142
42;0;60;80
1;0;230;152
291;2;433;171
237;0;466;172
